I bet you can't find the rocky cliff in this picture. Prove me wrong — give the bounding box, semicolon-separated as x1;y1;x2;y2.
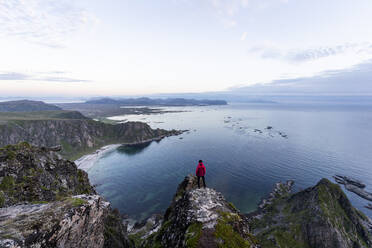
129;175;259;247
129;175;372;248
1;144;371;248
0;143;132;248
0;118;182;160
249;178;372;248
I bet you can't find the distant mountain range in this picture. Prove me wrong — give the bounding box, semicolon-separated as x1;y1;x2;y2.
86;97;228;106
0;100;62;112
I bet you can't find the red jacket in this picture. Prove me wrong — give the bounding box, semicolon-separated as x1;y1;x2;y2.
196;163;206;177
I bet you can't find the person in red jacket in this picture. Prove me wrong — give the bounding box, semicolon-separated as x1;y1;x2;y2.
195;160;206;188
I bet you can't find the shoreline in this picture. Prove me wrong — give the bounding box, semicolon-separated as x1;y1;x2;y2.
75;131;186;172
75;144;121;172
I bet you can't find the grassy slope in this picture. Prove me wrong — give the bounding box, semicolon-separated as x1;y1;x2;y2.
0;110;87;121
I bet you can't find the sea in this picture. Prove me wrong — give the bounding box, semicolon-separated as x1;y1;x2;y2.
86;102;372;221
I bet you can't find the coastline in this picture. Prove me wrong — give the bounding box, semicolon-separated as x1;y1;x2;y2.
74;131;185;172
75;144;121;172
120;131;186;146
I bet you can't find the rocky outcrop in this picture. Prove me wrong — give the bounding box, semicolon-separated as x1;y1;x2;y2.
133;175;259;248
0;195;109;248
0;119;183;159
129;176;372;248
249;179;372;248
0;142;94;207
334;174;372;202
0;143;132;248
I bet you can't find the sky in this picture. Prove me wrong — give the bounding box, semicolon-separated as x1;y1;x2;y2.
1;0;372;97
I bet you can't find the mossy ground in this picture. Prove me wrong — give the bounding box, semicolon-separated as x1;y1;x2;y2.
214;211;253;248
185;222;202;248
0;191;5;207
0;142;94;206
63;197;88;207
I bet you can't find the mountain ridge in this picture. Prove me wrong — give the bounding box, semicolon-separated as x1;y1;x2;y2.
0;100;62;112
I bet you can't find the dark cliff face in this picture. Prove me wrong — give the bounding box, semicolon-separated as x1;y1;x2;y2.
0;143;133;248
0;120;181;159
249;178;372;248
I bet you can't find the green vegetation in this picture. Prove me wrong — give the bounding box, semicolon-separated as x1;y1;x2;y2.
214;211;252;248
0;100;61;112
227;202;238;211
271;228;306;248
129;232;145;247
76;170;94;194
185;222;202;248
67;197;88;207
317;180;370;247
0;176;15;191
0;110;87;122
141;220;171;248
0;191;5;207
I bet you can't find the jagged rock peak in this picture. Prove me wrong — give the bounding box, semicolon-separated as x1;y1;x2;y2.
141;175;259;248
250;178;372;248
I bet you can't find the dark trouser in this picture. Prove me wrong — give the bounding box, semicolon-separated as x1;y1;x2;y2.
197;176;206;188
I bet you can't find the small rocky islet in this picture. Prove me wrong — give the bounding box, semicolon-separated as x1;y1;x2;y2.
333;174;372;209
1;143;371;247
223;117;288;139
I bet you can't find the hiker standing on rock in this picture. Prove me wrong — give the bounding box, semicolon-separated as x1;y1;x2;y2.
196;160;206;188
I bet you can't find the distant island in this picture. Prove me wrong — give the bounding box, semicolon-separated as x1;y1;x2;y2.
0;100;62;112
55;97;228;118
86;97;228;106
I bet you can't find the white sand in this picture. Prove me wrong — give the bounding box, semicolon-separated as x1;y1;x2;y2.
75;144;121;172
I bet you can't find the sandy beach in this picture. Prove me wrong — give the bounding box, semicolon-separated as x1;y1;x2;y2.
75;144;121;171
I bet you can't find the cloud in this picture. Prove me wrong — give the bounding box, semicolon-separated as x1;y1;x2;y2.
201;0;288;28
0;0;98;48
40;76;90;83
240;31;248;41
0;71;90;83
249;43;372;63
230;60;372;94
0;72;30;80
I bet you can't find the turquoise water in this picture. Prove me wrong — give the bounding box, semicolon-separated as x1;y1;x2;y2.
88;103;372;220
